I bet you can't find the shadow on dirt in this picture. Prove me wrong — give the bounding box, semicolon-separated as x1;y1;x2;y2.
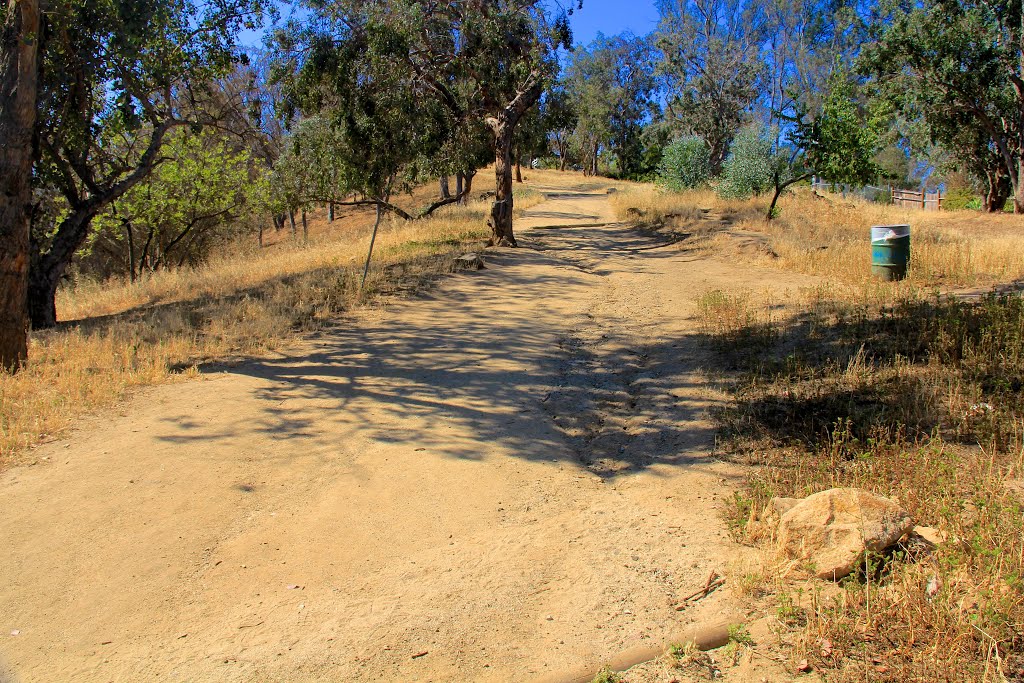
151;221;730;481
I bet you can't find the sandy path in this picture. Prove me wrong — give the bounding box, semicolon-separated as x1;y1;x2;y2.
0;182;816;682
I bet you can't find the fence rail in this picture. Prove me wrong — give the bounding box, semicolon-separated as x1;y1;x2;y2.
890;188;944;211
811;178;944;211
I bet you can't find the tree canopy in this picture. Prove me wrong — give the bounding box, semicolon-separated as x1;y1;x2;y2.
2;0;1022;370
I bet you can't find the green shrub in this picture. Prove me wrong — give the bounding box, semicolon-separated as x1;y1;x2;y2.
657;136;711;191
943;185;980;211
718;127;774;199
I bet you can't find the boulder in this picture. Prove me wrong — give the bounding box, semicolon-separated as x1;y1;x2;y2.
777;488;913;580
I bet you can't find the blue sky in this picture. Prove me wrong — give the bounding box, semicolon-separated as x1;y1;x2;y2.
567;0;661;45
243;1;662;49
569;0;663;44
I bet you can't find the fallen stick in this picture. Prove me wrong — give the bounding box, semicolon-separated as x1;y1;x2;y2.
675;571;725;610
676;578;726;608
531;620;733;683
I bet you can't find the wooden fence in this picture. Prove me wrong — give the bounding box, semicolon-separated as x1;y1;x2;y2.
811;178;944;211
890;188;944;211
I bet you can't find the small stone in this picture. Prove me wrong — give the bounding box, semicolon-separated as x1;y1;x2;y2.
912;526;946;546
454;253;485;270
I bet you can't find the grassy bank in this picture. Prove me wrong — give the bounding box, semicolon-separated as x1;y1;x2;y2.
610;181;1024;679
0;188;544;465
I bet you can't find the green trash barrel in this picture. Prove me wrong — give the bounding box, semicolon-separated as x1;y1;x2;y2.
871;224;910;281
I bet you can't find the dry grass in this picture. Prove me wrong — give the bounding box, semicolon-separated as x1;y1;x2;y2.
0;181;546;464
614;184;1024;290
699;286;1024;681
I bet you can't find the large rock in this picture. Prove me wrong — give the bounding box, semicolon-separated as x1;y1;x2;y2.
777;488;913;580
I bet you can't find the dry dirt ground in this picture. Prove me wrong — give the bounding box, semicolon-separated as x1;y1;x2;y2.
1;179;819;683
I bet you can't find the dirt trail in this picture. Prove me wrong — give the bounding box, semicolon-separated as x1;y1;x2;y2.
0;181;817;682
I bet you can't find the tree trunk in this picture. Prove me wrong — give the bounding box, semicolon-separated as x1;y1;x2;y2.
328;202;335;222
1015;164;1024;214
124;220;137;282
489;123;516;247
27;207;101;329
27;120;173;329
984;168;1010;212
27;260;59;330
439;175;450;200
483;75;543;247
0;0;40;370
301;210;308;243
360;202;383;291
27;215;96;329
288;211;297;237
560;151;567;172
514;149;523;183
455;173;464;204
766;173;811;221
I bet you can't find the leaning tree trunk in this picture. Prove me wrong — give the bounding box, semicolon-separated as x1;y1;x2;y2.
489;122;516;246
0;0;40;370
28;211;96;329
360;202;384;291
